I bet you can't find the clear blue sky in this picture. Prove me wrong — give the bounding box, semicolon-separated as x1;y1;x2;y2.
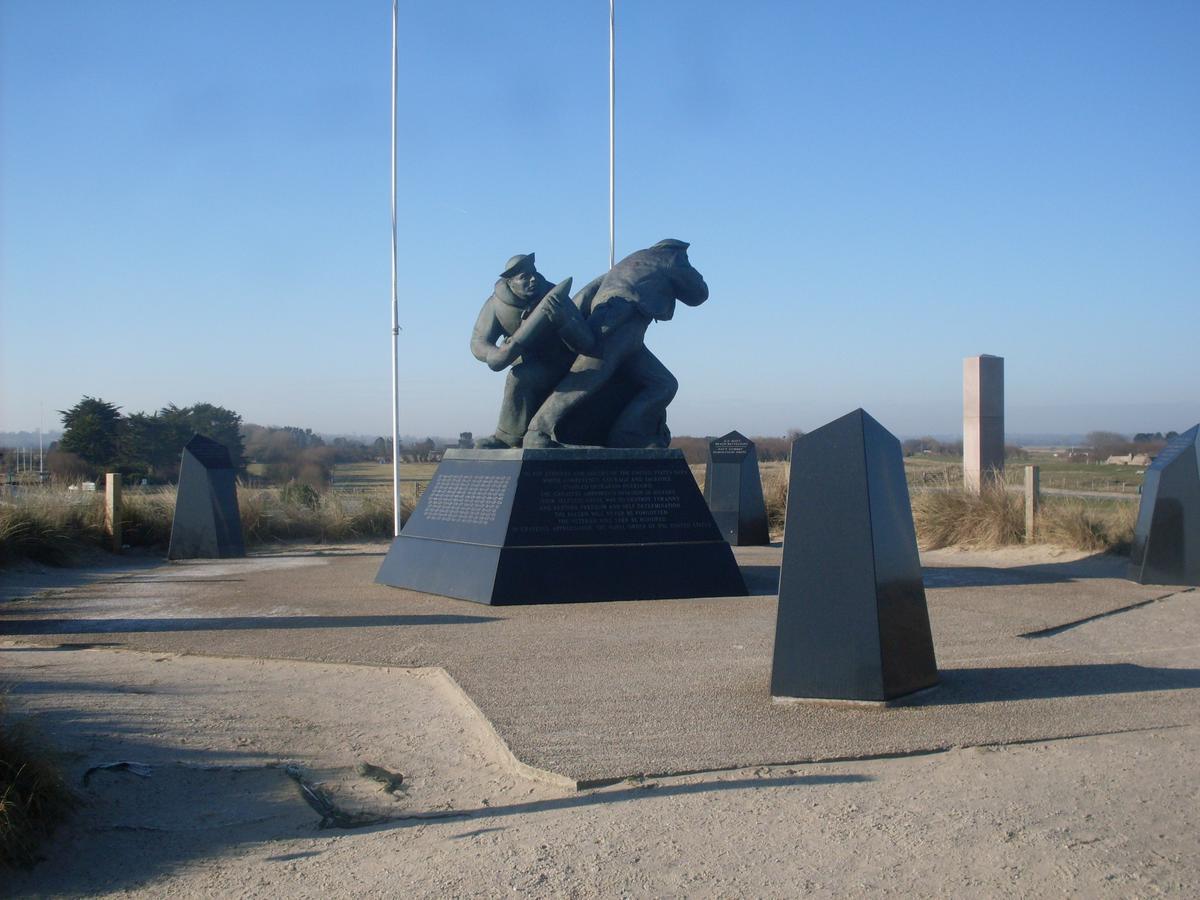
3;1;1197;441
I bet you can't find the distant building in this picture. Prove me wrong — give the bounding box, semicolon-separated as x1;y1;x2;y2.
1105;453;1153;466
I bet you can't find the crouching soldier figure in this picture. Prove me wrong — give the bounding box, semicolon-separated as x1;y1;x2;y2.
525;239;709;449
470;253;589;448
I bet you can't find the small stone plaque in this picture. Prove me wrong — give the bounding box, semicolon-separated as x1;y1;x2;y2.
423;474;512;525
709;433;752;462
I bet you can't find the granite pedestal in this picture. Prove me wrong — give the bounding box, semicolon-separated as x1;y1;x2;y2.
376;448;747;605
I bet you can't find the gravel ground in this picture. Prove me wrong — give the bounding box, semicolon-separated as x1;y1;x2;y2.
2;644;1196;898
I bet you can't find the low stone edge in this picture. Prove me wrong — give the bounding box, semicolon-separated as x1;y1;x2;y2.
427;666;581;791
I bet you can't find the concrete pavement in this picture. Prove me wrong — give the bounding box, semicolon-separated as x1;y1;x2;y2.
1;543;1197;786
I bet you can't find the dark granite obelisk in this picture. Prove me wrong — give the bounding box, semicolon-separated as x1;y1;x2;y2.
376;448;747;605
770;409;937;703
167;434;245;560
1129;424;1200;586
703;431;769;546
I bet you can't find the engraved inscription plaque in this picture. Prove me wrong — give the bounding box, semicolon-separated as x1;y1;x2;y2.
424;474;511;525
508;460;716;544
709;433;752;462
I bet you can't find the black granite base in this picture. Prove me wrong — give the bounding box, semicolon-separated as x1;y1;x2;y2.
376;448;747;605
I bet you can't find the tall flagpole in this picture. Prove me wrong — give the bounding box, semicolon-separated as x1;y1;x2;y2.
609;0;615;269
390;0;402;535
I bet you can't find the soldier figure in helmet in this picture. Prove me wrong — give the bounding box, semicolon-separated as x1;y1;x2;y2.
469;253;584;448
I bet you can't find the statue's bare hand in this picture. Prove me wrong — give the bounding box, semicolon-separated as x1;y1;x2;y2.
486;336;520;371
542;293;563;324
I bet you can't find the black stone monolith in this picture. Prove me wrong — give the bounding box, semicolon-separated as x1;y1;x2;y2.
1129;424;1200;586
703;431;770;546
770;409;937;702
376;448;746;605
167;434;245;560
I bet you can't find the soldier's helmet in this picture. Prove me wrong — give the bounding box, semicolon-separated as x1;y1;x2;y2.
500;253;536;278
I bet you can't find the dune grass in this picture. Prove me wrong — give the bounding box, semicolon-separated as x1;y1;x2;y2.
0;492;105;566
2;466;1137;567
910;483;1027;549
0;485;411;567
1039;497;1137;553
238;487;404;545
911;482;1136;552
0;696;75;869
761;468;789;539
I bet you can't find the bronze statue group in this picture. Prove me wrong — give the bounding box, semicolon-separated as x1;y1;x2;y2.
470;239;710;450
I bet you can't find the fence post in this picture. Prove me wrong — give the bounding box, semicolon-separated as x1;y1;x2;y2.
1024;465;1040;543
105;472;122;552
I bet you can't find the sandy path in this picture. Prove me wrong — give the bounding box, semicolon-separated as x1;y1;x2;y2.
4;643;1198;898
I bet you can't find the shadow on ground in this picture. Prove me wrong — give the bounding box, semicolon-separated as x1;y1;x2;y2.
0;613;501;636
738;553;1133;596
922;553;1130;588
244;549;387;559
0;555;164;602
740;565;780;596
925;664;1200;705
378;772;874;832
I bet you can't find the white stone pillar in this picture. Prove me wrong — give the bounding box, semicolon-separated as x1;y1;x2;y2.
963;355;1004;494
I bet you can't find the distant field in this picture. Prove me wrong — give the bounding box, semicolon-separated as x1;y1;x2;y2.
335;451;1144;498
902;451;1143;494
1001;452;1145;493
333;462;438;491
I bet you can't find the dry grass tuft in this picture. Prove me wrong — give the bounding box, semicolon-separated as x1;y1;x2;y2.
910;483;1026;550
119;489;175;547
238;487;408;546
0;696;76;869
761;468;789;539
0;493;104;566
1;485;412;567
910;477;1137;554
1039;498;1138;554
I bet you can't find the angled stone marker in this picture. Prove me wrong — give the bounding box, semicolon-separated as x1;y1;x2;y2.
703;430;769;546
168;434;245;560
771;409;938;703
1129;424;1200;586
